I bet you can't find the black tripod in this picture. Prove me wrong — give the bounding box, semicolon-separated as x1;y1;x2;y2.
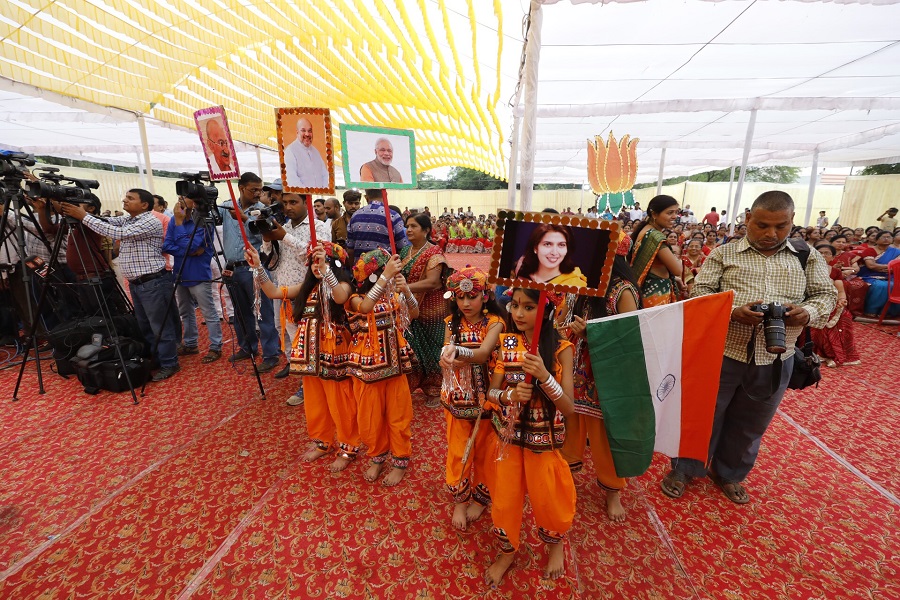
140;200;265;399
11;204;141;403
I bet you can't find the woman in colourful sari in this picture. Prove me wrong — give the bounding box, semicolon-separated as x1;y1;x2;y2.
828;235;868;316
627;195;683;307
811;244;861;367
400;213;450;407
859;230;900;318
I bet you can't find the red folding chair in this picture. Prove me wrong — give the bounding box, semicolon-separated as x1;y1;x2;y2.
877;258;900;324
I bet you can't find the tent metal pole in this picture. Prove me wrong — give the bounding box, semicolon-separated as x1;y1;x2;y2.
507;114;521;210
256;147;263;179
804;148;820;227
137;116;155;194
518;0;543;212
135;150;147;188
656;146;666;196
725;164;736;232
731;108;757;235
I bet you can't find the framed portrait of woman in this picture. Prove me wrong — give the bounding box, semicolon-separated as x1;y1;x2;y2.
489;211;619;297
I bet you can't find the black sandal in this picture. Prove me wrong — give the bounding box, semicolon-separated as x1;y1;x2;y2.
660;470;692;499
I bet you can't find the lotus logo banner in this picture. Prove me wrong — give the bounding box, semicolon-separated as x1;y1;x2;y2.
587;132;639;215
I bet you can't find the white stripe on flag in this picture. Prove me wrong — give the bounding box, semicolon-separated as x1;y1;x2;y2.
638;303;684;457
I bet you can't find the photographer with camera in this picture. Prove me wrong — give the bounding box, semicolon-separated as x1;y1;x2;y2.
660;191;836;505
163;196;222;364
60;188;182;381
216;172;281;373
258;191;331;393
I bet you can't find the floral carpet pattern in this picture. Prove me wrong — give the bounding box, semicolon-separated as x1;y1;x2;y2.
0;320;897;599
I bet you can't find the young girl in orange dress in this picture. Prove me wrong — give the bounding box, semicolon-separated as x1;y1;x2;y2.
345;248;418;486
438;267;505;531
246;242;361;472
561;236;640;522
484;288;576;588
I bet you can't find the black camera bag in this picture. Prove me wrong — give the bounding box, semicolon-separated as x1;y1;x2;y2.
788;328;822;390
73;337;148;393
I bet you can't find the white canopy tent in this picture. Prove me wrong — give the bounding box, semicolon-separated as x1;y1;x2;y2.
1;0;899;221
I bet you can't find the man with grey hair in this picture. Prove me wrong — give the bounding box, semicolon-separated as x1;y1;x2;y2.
284;117;329;188
660;190;836;505
360;137;403;183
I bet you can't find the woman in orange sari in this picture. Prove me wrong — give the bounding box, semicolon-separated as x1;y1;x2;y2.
627;195;683;307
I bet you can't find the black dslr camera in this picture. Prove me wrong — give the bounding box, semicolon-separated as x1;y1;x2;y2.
26;167;99;203
176;172;218;214
751;302;787;354
247;201;284;235
0;150;35;200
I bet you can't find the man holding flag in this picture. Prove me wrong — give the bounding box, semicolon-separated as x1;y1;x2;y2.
661;191;836;504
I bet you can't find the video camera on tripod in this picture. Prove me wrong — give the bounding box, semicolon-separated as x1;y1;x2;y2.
26;167;99;204
176;171;219;213
0;150;36;199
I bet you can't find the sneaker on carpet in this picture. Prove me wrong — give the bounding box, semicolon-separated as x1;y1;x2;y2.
286;391;304;406
151;364;181;382
229;349;252;363
257;357;280;373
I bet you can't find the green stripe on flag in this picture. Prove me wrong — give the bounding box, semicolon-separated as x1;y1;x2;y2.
586;314;656;477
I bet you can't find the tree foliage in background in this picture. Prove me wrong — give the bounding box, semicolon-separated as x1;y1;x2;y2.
634;166;801;189
445;167;507;190
859;163;900;176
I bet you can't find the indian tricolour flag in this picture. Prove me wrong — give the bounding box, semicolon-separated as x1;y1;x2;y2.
585;291;733;478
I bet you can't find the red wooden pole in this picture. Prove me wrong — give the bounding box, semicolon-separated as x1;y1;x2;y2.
225;180;251;250
525;291;548;384
306;194;317;248
381;189;397;255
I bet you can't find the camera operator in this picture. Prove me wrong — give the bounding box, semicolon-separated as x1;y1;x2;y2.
216;172;280;373
31;193;128;317
163;196;222;364
661;191;835;505
258;191;331;390
60;188;182;382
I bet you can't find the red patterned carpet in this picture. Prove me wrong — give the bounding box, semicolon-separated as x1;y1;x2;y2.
0;313;898;599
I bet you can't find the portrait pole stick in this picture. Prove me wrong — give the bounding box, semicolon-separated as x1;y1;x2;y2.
225;180;252;250
382;189;397;255
306;194;317;247
525;291;548;384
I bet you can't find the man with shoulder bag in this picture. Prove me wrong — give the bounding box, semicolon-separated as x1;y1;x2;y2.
660;191;836;505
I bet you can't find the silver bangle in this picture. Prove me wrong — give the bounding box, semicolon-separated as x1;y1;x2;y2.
456;346;474;360
488;389;503;402
323;267;339;287
539;374;564;402
366;282;385;302
253;268;269;284
405;293;419;308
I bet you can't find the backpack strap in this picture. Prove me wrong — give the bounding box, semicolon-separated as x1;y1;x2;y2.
788;238;810;270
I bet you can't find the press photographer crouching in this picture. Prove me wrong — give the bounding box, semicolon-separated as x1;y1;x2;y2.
661;191;836;505
258;189;331;399
60;188;182;382
31;192;129;317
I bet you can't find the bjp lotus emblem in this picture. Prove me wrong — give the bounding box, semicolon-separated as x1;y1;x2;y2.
587;132;639;214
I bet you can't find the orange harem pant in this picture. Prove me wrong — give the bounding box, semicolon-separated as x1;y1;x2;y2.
560;413;626;492
353;375;413;467
445;411;495;505
485;433;576;553
302;377;360;456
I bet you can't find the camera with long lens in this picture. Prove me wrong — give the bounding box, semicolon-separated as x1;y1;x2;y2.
0;150;36;198
247;201;284;235
175;172;218;211
751;302;787;354
26;167;99;202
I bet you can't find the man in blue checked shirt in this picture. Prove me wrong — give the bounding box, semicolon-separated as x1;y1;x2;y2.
345;188;410;262
61;188;182;382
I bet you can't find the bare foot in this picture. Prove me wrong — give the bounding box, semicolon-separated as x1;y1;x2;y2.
544;543;566;580
328;454;353;473
303;444;330;462
605;490;626;523
364;461;384;482
466;502;486;524
452;502;468;531
484;552;515;589
382;466;407;487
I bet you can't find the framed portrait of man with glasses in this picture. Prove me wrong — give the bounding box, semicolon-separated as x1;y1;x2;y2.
194;106;240;180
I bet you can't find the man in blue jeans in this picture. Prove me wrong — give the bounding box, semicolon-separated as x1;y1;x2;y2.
217;172;280;373
61;188;181;381
163;196;222;364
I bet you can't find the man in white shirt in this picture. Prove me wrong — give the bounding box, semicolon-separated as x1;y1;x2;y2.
816;211;829;228
628;202;644;221
259;192;331;393
283;117;329;189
